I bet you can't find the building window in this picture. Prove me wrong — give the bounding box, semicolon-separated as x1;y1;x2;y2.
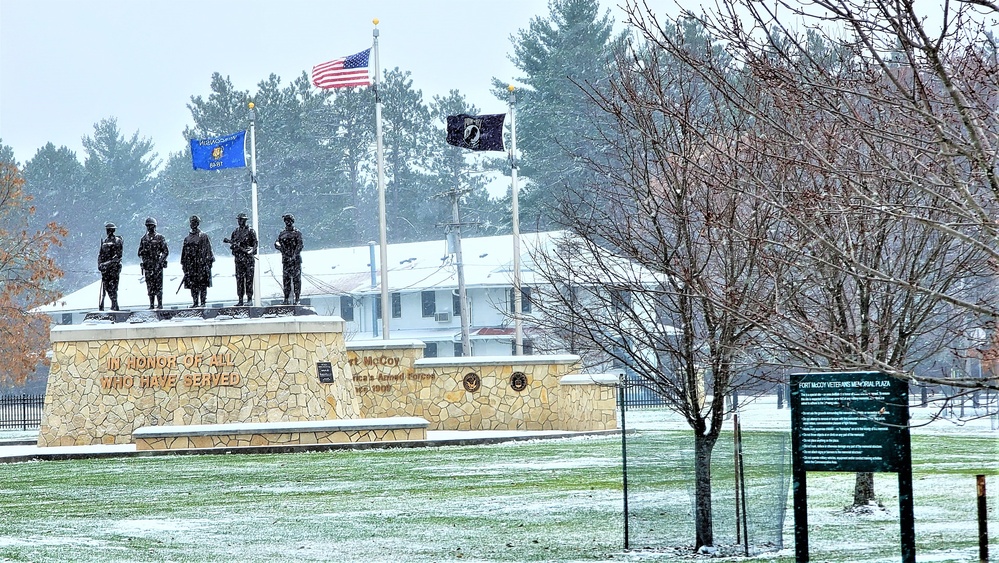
424;342;438;358
452;292;462;317
421;291;436;317
374;295;381;319
454;341;464;357
339;295;354;321
508;287;532;313
612;289;631;312
512;339;534;355
61;313;72;325
392;292;402;318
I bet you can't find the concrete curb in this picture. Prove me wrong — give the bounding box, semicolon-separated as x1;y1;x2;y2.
0;429;623;464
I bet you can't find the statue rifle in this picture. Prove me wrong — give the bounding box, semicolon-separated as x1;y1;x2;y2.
176;275;187;294
98;238;105;310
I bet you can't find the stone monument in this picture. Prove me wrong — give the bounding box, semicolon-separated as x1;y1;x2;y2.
38;306;362;447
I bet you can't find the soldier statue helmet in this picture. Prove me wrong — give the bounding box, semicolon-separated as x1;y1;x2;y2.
98;221;123;311
227;211;258;306
181;214;213;308
145;217;157;226
275;213;303;305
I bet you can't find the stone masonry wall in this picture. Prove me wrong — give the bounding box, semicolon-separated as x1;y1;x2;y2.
135;426;426;451
558;375;619;431
347;342;617;431
39;317;358;447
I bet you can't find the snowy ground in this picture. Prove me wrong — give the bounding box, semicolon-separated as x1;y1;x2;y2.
620;393;999;562
0;395;996;562
3;391;996;447
623;391;999;434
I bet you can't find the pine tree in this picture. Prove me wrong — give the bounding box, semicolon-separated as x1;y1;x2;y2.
22;143;86;290
379;68;439;242
501;0;624;230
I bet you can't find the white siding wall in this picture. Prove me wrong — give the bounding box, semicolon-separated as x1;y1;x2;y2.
51;285;531;358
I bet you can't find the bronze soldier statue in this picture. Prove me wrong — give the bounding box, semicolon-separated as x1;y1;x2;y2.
137;217;168;309
274;213;304;305
97;222;123;311
223;212;257;306
181;215;215;308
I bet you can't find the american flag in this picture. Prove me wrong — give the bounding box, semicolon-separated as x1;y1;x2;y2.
311;49;372;89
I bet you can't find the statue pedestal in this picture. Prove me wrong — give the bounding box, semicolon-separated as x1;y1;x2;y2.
39;311;358;447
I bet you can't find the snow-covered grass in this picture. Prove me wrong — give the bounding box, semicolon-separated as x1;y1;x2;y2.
0;398;996;562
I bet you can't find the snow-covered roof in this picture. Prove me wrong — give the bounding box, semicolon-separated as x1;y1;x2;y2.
36;231;568;315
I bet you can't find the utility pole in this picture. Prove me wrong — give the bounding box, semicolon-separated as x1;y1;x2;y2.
445;188;473;356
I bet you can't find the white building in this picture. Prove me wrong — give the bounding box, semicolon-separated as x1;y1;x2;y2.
37;232;565;357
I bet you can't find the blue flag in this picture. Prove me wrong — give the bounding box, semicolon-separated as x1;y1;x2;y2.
190;131;247;170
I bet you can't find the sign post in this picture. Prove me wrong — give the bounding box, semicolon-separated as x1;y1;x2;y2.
790;371;914;562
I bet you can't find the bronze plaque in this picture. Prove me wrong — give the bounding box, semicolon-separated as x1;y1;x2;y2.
510;371;528;392
462;372;481;393
316;361;334;384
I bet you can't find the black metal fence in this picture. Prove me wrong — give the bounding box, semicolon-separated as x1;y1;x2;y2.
0;394;44;430
618;379;669;409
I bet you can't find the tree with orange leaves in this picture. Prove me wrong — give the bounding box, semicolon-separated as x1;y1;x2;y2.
0;161;67;387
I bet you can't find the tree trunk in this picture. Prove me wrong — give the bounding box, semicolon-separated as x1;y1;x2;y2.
693;432;715;550
853;472;875;506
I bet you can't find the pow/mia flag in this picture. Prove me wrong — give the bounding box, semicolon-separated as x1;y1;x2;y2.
446;113;506;152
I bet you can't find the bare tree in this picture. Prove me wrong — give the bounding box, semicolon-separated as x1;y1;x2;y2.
527;26;789;549
764;103;992;504
621;0;998;508
624;0;999;387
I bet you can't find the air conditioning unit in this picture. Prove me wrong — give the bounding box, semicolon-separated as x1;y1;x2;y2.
434;311;451;323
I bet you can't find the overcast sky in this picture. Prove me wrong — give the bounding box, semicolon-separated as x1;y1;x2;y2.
0;0;605;167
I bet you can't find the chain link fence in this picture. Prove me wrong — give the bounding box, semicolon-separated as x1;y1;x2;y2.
620;386;790;555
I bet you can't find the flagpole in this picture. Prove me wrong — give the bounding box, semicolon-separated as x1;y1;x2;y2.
248;102;262;308
374;19;390;339
508;85;523;355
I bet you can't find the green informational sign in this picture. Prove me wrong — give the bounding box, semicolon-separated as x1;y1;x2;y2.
790;371;915;563
791;371;910;473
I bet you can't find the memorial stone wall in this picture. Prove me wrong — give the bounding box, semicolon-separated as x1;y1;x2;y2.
346;341;618;432
40;324;618;448
39;316;358;447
